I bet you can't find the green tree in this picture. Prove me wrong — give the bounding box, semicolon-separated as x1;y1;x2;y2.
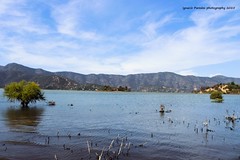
210;91;223;102
4;81;45;107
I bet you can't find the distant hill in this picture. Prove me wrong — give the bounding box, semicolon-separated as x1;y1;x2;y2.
2;63;52;75
0;63;80;90
1;63;240;92
56;72;240;92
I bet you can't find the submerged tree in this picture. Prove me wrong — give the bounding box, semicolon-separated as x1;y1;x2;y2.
210;91;223;102
4;81;45;107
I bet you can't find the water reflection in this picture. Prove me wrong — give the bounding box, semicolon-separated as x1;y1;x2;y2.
159;112;164;118
5;107;44;133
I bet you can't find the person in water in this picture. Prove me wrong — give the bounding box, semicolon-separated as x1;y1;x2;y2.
160;104;165;112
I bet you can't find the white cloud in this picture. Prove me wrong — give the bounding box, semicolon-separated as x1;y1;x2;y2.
0;0;50;35
140;14;173;39
51;0;105;40
0;1;240;76
118;8;240;74
177;70;197;76
209;73;223;78
0;0;24;14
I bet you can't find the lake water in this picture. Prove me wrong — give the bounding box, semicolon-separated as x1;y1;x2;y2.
0;89;239;160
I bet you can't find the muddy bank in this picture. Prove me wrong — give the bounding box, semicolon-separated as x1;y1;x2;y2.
1;133;240;160
0;133;151;160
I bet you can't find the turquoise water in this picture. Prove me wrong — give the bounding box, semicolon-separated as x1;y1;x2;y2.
0;89;239;159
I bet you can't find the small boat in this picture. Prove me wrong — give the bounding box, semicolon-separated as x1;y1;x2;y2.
48;101;56;106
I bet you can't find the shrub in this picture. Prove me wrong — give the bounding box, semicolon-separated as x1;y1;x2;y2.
210;91;223;102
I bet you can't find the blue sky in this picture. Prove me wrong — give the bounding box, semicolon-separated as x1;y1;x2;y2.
0;0;240;77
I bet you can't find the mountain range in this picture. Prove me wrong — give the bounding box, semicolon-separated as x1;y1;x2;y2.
1;63;240;92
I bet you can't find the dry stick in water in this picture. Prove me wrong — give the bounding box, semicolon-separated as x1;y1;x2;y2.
108;140;114;150
116;134;120;144
87;140;91;155
138;142;147;147
47;137;50;144
124;142;129;148
126;142;131;156
54;154;58;160
128;142;131;149
117;139;124;157
98;147;105;160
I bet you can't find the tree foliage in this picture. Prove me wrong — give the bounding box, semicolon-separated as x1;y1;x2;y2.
210;91;223;101
100;85;131;92
4;81;45;107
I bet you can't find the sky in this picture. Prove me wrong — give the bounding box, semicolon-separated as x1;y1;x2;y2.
0;0;240;78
